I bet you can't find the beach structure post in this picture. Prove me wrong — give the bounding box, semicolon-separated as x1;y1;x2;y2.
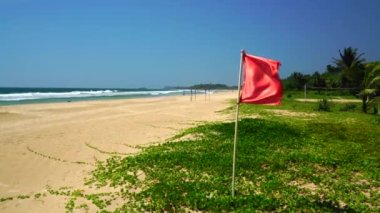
231;49;244;197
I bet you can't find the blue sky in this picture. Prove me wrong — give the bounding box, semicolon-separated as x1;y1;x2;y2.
1;0;379;88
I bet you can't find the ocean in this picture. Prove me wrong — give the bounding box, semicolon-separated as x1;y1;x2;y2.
0;87;193;105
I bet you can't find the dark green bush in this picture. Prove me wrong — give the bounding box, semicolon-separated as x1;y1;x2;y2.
317;98;332;112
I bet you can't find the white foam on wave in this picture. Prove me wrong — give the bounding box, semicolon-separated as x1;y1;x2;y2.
0;90;187;101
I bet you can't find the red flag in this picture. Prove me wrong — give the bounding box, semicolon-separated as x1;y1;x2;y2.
240;53;282;105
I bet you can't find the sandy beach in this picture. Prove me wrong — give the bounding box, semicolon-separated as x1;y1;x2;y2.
0;91;235;212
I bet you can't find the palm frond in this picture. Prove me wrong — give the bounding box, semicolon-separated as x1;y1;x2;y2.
369;76;380;88
359;89;377;97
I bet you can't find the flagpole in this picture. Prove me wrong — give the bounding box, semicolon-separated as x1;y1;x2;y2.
232;49;244;197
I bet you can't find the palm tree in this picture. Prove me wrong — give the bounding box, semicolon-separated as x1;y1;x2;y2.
360;62;380;114
333;47;366;88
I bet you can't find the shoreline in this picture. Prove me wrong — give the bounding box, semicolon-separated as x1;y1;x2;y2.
0;92;184;107
0;90;235;212
0;89;232;106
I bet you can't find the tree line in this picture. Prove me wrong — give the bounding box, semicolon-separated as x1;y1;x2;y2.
282;47;380;114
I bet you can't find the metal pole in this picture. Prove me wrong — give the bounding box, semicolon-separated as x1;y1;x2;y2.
205;89;207;102
232;49;244;197
304;84;307;100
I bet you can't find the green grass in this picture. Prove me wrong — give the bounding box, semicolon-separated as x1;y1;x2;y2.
234;91;360;115
286;90;357;99
78;94;379;212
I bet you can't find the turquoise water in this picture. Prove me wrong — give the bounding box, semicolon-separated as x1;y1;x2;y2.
0;87;190;105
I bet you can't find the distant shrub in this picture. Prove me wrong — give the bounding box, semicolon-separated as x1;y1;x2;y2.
339;103;357;112
287;94;292;98
373;116;380;124
317;98;332;112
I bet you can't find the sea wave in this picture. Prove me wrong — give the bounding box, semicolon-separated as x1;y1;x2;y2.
0;90;187;101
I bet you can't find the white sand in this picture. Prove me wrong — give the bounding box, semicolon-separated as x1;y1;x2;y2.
0;91;235;212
